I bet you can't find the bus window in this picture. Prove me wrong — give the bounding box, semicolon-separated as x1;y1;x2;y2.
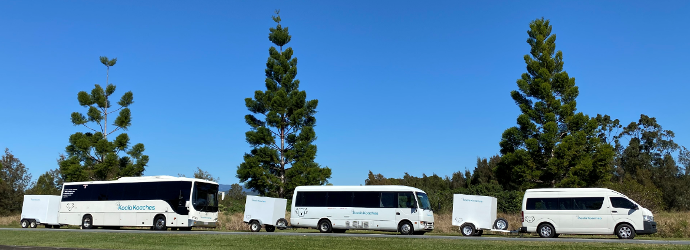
397;192;415;208
380;192;396;208
327;192;353;207
352;192;379;208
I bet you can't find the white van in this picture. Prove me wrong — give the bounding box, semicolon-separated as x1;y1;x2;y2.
290;185;434;235
520;188;657;239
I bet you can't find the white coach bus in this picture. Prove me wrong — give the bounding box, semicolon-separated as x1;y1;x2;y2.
59;176;221;230
290;185;435;235
520;188;657;239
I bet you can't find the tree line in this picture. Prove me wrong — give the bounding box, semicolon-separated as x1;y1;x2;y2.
366;18;690;213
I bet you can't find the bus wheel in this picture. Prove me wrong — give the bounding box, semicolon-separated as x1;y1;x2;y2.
266;225;276;232
82;215;94;229
399;221;414;235
20;219;29;228
318;220;333;233
29;220;37;228
153;215;167;230
616;223;636;239
460;223;475;236
249;221;261;232
537;223;555;238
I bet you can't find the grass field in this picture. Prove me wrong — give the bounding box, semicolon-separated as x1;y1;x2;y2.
0;230;688;250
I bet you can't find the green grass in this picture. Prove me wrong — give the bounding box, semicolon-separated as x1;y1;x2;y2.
0;230;687;250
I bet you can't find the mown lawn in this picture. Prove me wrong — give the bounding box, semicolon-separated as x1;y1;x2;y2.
0;230;687;250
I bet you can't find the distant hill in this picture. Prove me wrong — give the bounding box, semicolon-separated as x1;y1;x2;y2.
218;184;258;195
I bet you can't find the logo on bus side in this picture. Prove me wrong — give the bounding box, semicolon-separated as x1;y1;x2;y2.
295;208;308;217
352;210;378;215
116;202;155;211
66;203;75;211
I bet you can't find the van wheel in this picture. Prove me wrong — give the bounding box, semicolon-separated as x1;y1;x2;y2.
460;223;476;236
82;215;93;229
399;221;414;235
20;219;29;228
266;225;276;232
153;215;167;230
494;218;509;230
538;223;555;238
249;221;261;232
318;220;333;233
616;223;636;239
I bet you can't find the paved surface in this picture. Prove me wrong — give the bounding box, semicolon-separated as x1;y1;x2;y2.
1;228;689;246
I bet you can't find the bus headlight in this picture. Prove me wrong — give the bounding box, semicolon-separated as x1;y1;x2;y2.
643;215;654;222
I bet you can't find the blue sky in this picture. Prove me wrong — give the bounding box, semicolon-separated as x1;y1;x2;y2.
1;1;689;185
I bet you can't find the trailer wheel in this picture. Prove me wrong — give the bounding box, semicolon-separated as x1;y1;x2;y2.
20;219;29;228
82;215;94;229
249;220;261;232
266;225;276;232
276;218;288;229
494;218;509;230
29;220;37;228
460;223;476;236
318;219;333;233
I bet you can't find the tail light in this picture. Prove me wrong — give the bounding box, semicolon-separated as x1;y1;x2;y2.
521;211;524;222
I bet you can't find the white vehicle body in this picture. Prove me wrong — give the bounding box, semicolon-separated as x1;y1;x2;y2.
290;185;434;234
58;176;220;229
451;194;509;236
243;195;287;232
520;188;657;238
20;195;62;227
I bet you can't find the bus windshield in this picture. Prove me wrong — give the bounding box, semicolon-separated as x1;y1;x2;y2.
416;192;431;210
192;182;219;212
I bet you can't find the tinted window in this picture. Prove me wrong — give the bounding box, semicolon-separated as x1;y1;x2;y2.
611;197;636;209
327;192;353;207
526;198;559;210
352;192;379;208
61;181;192;202
297;192;328;207
380;192;397;208
573;197;604;210
397;192;415;208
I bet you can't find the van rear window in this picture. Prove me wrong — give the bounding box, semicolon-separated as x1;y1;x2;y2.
526;197;604;210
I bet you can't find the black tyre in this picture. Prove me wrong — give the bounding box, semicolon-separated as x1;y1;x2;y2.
249;220;261;232
20;219;29;228
318;220;333;233
460;223;476;236
276;218;288;229
153;215;167;230
333;229;347;233
266;225;276;232
82;215;94;229
473;230;484;236
537;223;556;238
398;221;414;235
494;218;509;230
29;220;37;228
615;223;636;239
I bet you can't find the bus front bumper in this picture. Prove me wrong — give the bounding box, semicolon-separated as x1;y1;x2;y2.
188;219;217;228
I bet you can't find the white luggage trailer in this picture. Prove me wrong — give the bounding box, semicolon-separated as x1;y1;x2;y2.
243;195;288;232
20;195;62;229
452;194;512;236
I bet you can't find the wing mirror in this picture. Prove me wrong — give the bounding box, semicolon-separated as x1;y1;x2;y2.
219;191;226;201
633;204;639;210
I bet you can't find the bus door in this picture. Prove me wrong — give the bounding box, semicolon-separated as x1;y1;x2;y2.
395;192;417;226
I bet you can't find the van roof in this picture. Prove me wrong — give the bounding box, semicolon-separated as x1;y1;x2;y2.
295;185;426;193
525;188;626;196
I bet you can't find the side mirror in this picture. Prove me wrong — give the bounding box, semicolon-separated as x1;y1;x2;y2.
220;192;226;201
633;204;639;210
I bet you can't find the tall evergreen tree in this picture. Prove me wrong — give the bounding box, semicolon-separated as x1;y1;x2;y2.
237;11;331;198
495;18;615;190
60;57;149;182
0;148;32;213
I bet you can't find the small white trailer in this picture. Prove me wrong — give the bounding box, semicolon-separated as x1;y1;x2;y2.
243;195;288;232
20;195;62;228
452;194;511;236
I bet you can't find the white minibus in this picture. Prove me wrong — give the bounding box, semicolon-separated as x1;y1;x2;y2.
59;176;221;230
520;188;657;239
290;185;435;235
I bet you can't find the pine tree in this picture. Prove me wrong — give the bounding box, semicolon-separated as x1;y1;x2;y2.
495;18;614;190
237;11;331;198
60;57;149;182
